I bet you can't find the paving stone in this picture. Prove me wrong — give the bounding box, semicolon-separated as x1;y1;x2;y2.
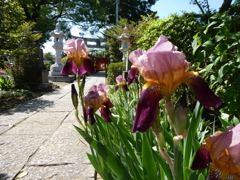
4;112;70;135
0;111;37;127
9;98;55;112
19;164;94;180
21;122;94;180
0;125;10;134
0;135;49;179
38;91;65;101
63;110;83;125
42;100;74;112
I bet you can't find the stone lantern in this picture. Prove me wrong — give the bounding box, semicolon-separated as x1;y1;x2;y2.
118;27;129;62
118;27;131;78
49;22;66;76
48;23;75;82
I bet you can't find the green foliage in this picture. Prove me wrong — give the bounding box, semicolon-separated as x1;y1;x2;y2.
7;23;41;89
134;13;203;64
106;62;125;84
104;14;203;65
0;1;26;50
12;0;157;44
43;52;55;70
0;70;13;90
90;49;108;58
74;83;209;180
98;0;157;25
0;1;42;89
61;56;68;65
43;52;55;63
192;12;240;120
0;89;34;98
44;62;52;70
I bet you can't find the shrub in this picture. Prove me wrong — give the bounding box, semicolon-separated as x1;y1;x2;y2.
0;70;13;90
134;13;203;65
192;12;240;120
106;62;125;84
44;62;52;70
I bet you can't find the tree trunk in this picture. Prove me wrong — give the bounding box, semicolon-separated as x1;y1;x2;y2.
219;0;233;13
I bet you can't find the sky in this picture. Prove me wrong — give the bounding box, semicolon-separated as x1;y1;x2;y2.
152;0;223;18
43;0;223;54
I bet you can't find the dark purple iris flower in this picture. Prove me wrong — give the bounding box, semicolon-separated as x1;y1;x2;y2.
115;75;129;91
84;83;114;124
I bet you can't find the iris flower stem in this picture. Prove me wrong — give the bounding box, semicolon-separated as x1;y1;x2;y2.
160;147;174;173
173;138;180;180
154;131;174;174
74;109;84;127
77;73;86;128
165;98;182;180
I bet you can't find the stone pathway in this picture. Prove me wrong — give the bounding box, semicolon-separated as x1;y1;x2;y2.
0;72;106;180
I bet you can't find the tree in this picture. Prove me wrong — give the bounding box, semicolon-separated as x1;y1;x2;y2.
98;0;157;24
15;0;157;45
43;52;55;63
190;0;237;14
0;1;41;61
104;19;136;62
0;1;26;51
0;1;42;89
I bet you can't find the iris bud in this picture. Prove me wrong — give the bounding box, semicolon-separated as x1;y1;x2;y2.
175;92;187;135
71;84;78;110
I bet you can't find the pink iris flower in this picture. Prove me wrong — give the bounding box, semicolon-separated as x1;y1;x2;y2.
191;123;240;180
129;35;222;133
84;83;114;124
61;39;96;75
115;75;129;91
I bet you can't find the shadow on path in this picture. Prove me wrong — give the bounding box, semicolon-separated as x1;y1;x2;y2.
0;173;9;180
87;71;106;77
0;98;54;115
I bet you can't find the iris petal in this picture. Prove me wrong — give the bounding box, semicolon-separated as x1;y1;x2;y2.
114;85;119;91
84;107;96;125
129;49;146;64
147;35;178;53
122;84;129;91
79;58;96;75
191;146;212;170
63;39;89;67
132;86;163;133
184;75;222;108
61;59;78;75
127;66;138;85
97;83;109;95
100;98;113;122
